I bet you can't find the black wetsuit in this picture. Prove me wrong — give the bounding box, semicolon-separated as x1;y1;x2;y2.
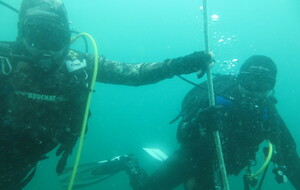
129;75;300;190
0;44;93;189
0;41;211;189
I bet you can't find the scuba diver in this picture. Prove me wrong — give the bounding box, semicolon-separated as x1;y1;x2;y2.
63;55;300;190
0;0;213;189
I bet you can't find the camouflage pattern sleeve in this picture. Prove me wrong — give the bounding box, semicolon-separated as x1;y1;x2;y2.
93;51;211;86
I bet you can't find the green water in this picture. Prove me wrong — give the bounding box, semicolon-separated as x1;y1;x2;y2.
1;0;299;189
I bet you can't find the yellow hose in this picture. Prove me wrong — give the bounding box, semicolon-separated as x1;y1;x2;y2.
249;140;273;178
67;33;99;190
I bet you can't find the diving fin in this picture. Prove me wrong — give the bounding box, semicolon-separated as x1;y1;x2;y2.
59;155;132;189
59;160;118;189
143;148;168;161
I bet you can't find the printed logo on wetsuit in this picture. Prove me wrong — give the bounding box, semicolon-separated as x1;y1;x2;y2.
15;91;66;102
65;59;87;73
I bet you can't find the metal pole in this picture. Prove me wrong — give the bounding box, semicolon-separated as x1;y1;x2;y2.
202;0;230;189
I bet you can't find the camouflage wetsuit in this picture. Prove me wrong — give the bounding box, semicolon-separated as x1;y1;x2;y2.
0;41;210;189
129;75;300;190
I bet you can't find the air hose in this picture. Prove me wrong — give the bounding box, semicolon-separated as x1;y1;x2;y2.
249;140;273;178
243;140;273;190
67;33;99;190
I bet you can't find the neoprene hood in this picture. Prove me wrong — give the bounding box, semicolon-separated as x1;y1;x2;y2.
238;55;277;92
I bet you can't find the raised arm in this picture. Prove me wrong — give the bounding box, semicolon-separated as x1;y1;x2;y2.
95;51;212;86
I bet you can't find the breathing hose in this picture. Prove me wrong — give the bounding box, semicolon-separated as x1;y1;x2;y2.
202;1;230;189
250;140;273;178
67;33;99;190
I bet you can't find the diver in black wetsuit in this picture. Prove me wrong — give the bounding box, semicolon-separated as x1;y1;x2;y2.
0;0;213;189
83;55;300;190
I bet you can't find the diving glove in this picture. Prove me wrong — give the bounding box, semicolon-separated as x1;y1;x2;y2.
166;51;213;77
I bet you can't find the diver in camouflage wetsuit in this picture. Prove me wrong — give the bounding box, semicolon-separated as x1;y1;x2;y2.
0;0;213;189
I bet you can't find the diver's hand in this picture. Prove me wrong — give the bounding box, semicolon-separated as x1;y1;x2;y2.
197;51;215;78
177;119;202;143
176;105;223;143
166;51;213;76
196;105;223;131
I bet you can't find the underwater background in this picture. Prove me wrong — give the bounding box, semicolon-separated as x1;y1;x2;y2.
1;0;299;189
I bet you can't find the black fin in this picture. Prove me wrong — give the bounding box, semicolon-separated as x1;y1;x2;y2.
57;152;68;174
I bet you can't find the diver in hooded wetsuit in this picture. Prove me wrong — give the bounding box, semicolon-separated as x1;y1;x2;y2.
85;56;300;190
0;0;213;189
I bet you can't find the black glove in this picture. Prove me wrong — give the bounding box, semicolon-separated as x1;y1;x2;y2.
177;120;200;144
198;105;224;131
177;105;223;143
56;137;77;174
166;51;212;77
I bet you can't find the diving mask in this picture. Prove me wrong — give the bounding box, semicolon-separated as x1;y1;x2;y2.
238;72;276;93
21;17;70;72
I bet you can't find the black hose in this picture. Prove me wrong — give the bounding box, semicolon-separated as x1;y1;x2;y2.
71;30;89;54
256;164;269;190
177;75;199;87
0;1;19;13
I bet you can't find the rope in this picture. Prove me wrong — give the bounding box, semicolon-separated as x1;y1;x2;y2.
202;1;230;189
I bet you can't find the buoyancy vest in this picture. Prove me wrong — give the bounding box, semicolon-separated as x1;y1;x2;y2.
0;42;93;185
178;75;278;175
